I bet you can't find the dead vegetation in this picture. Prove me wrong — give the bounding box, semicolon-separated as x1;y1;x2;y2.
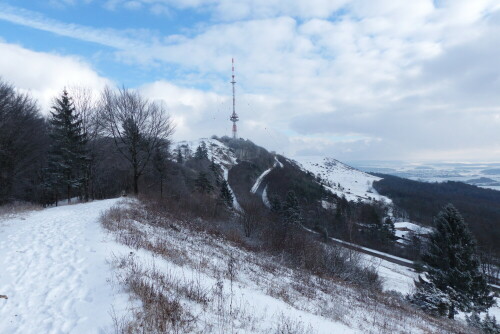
101;200;476;334
0;201;42;219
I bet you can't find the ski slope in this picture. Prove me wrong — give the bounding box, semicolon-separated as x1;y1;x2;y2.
0;198;125;334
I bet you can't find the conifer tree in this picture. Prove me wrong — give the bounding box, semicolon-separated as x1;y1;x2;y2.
371;217;396;245
195;171;213;194
47;90;87;204
194;141;209;160
219;179;233;208
176;146;183;164
209;157;222;186
413;204;494;318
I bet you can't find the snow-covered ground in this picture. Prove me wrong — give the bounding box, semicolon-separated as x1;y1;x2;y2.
394;221;433;243
294;156;392;203
0;199;493;333
0;198;126;334
99;202;473;333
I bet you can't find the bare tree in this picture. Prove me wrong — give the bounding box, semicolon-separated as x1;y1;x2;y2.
68;86;101;140
0;79;47;204
239;198;264;237
68;86;101;201
99;87;174;195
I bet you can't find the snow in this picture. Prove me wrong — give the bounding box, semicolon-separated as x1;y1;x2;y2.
0;198;126;334
394;222;433;241
362;255;417;294
394;222;433;234
176;138;238;169
0;198;482;333
274;156;283;168
294;156;391;203
250;168;272;194
321;200;335;210
102;203;448;334
251;156;283;195
105;207;361;333
262;185;271;208
223;168;243;212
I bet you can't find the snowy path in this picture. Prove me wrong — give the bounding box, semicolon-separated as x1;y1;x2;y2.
0;198;123;334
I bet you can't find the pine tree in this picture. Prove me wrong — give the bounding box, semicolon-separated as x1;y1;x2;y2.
372;217;396;245
176;146;183;164
194;142;209;160
282;190;302;225
219;179;233;208
409;276;451;317
195;171;213;194
210;158;222;186
47;90;87;204
415;204;494;318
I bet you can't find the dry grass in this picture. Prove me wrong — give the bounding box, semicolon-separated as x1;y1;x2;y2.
101;201;477;334
0;201;42;219
110;255;201;334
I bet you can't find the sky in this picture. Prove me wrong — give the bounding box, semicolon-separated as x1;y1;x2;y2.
0;0;499;162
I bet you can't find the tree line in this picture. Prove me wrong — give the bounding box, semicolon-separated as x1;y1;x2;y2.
0;79;174;205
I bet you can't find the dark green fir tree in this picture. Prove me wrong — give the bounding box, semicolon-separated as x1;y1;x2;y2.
195;171;213;194
209;157;222;186
410;204;494;318
219;179;233;208
194;141;209;160
176;146;183;164
47;89;87;204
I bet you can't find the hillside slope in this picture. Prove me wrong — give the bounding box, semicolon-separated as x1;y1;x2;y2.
294;156;391;203
99;200;473;334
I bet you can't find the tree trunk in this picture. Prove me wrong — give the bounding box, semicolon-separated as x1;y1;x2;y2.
133;173;139;195
448;303;455;319
160;178;163;198
67;183;71;204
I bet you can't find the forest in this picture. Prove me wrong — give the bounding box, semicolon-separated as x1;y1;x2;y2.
373;173;500;257
0;79;174;206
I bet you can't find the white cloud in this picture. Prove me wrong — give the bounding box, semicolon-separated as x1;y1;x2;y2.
0;41;111;112
1;1;500;161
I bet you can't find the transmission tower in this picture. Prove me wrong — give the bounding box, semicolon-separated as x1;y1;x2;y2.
229;58;239;139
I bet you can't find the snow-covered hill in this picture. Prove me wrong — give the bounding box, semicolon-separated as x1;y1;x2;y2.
176;139;393;208
294;156;392;203
175;138;238;169
176;138;242;210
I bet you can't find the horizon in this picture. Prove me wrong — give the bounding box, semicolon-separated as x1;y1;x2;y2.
1;0;499;162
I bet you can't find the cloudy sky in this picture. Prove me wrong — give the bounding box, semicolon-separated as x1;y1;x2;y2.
1;0;499;162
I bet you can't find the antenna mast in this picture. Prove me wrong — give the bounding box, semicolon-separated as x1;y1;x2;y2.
229;58;239;139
